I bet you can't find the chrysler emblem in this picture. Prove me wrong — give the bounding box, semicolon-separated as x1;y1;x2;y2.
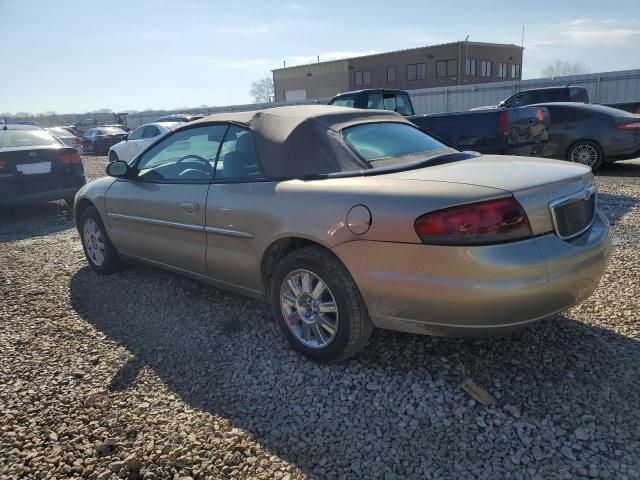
28;151;37;157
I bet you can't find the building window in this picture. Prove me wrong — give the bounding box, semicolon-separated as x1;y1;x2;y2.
481;60;492;77
465;58;476;76
436;59;458;78
387;66;396;83
355;70;371;86
406;63;425;81
497;63;508;78
511;64;521;79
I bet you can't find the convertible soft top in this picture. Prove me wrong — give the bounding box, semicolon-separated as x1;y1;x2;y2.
186;105;411;178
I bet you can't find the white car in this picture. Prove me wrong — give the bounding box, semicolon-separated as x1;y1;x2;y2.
108;122;180;163
46;126;84;153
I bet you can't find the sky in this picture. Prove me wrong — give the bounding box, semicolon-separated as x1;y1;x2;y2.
1;0;639;114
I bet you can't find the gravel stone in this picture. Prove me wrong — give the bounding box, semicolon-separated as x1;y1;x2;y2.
1;156;639;479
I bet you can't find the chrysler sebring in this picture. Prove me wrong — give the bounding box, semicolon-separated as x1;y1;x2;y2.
74;106;611;361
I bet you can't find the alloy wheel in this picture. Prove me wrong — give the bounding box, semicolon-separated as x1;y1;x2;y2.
570;144;598;167
280;269;339;349
83;218;105;266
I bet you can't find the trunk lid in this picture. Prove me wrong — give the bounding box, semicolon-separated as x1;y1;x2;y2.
385;155;594;236
0;146;80;194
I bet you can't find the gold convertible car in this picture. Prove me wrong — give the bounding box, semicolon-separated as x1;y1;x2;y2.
74;106;611;361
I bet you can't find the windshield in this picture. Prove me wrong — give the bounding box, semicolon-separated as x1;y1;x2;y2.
0;129;59;148
98;127;127;135
342;122;453;167
48;127;72;137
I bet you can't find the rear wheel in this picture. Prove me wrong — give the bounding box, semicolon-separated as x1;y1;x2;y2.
108;151;119;163
271;246;373;362
567;141;603;170
79;206;121;274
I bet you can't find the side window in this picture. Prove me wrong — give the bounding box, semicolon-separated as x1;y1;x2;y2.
143;125;161;138
366;93;385;109
215;126;261;180
129;126;145;140
331;95;356;107
136;125;227;181
84;129;94;138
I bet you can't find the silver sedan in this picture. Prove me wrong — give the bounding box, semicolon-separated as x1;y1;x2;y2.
74;106;611;362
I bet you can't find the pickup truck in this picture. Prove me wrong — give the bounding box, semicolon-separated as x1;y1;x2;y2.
328;89;550;156
478;86;640;114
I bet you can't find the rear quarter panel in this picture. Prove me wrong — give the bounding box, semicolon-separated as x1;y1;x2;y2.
204;177;506;293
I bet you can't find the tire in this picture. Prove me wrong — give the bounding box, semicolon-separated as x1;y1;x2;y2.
271;246;373;362
79;206;122;274
567;140;603;170
108;151;119;163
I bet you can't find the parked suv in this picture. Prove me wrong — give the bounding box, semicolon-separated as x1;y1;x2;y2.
499;87;589;108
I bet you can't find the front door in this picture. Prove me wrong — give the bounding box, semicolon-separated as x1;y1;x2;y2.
105;124;228;275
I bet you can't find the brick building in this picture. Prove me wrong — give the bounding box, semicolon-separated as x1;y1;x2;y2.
272;41;523;101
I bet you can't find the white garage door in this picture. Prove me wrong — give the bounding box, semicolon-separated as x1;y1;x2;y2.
285;89;307;101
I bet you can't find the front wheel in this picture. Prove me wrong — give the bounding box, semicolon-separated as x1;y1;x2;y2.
79;206;121;274
567;141;603;170
271;246;373;362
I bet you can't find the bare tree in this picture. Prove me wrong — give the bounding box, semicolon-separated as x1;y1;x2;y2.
541;60;590;79
250;77;274;103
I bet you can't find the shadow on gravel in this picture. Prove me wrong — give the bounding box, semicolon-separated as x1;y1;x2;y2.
0;202;74;244
596;159;640;178
597;192;640;224
69;264;640;478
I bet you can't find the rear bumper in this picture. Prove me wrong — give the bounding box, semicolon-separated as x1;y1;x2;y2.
0;186;81;206
332;210;611;336
0;174;85;206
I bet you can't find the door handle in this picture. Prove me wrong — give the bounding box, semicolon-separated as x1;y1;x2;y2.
180;202;199;213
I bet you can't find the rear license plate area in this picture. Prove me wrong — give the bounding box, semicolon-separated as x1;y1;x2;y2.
17;162;51;175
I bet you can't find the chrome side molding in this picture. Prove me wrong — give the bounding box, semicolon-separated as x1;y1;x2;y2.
107;212;254;239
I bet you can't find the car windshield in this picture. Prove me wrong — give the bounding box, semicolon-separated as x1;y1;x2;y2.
0;129;59;148
342;122;453;167
49;127;72;136
98;127;126;135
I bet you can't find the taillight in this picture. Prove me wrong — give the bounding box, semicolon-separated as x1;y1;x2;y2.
414;197;532;246
73;137;82;144
58;151;82;164
616;122;640;130
634;105;640;114
497;110;509;136
536;108;544;122
0;159;5;169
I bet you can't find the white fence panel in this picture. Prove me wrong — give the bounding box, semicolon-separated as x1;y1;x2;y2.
406;69;640;115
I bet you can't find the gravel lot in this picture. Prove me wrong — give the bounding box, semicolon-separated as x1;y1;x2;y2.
1;155;639;480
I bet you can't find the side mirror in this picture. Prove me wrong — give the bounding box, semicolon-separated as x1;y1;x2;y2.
106;160;130;178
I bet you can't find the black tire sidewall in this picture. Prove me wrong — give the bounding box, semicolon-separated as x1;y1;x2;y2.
79;207;120;274
568;141;603;170
271;252;356;362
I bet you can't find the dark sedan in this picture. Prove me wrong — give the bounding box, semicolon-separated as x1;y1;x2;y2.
0;124;86;206
81;127;129;155
537;103;640;170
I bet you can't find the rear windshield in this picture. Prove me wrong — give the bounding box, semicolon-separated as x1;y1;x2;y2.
98;127;126;135
342;122;451;166
0;129;59;148
49;127;72;136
